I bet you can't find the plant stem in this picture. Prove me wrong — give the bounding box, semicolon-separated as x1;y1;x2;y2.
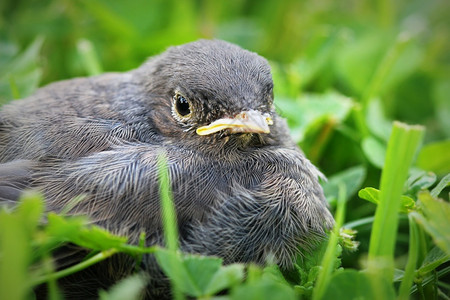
308;118;336;164
312;183;346;300
398;215;419;300
344;216;374;229
417;281;426;300
134;231;147;272
42;255;61;300
416;226;429;268
410;266;450;294
31;249;118;286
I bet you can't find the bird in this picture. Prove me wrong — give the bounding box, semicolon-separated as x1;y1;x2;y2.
0;39;334;298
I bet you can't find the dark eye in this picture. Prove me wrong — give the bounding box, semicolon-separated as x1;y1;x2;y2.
174;94;191;117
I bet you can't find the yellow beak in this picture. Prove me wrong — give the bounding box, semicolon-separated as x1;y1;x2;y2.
196;110;273;136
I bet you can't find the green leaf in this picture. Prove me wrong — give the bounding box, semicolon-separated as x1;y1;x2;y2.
183;255;222;293
336;32;389;96
296;236;330;271
293;237;333;298
417;246;450;276
393;269;405;282
337;29;421;102
431;173;450;198
416;140;450;176
246;264;263;283
322;165;366;203
404;169;437;196
0;192;45;300
372;35;422;97
0;196;43;300
411;191;450;256
99;273;148;300
80;0;138;41
155;248;227;297
275;92;353;143
272;29;342;95
204;264;244;295
358;187;416;213
365;99;392;141
361;136;387;168
321;270;395;300
0;37;44;104
154;249;197;296
0;212;30;300
262;265;291;286
0;36;44;77
46;214;127;251
16;191;45;235
78;226;127;250
155;248;244;297
358;187;380;204
231;277;296;300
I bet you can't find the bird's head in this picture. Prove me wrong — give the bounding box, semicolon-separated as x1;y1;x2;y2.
135;39;277;150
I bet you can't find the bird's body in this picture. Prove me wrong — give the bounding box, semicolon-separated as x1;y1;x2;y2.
0;40;333;298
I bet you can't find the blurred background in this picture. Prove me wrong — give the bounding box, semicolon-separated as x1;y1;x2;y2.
1;0;449;269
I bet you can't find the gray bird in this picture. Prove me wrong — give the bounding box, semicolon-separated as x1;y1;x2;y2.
0;39;334;298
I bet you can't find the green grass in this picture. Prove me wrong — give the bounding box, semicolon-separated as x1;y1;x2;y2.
367;122;424;280
312;183;347;300
0;0;449;299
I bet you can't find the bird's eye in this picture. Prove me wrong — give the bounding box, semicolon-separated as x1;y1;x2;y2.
172;92;193;121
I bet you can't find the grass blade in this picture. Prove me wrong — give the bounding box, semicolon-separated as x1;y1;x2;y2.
157;152;179;251
367;121;424;280
156;152;184;300
77;39;103;76
312;183;346;300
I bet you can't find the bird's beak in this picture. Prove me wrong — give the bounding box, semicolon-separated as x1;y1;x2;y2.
196;110;273;136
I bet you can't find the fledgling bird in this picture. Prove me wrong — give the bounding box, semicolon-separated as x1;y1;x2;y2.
0;39;334;298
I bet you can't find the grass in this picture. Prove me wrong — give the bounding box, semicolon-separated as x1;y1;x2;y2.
0;0;449;299
367;122;424;280
312;183;347;300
